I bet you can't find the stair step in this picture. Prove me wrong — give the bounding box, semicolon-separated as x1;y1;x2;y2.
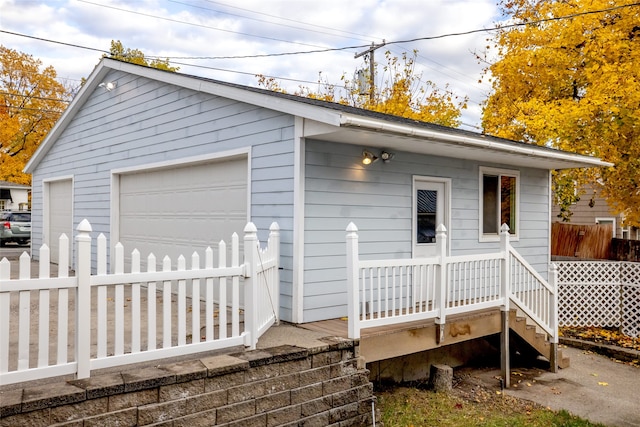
508;308;569;370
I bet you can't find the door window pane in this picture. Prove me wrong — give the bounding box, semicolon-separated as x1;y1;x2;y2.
417;189;437;243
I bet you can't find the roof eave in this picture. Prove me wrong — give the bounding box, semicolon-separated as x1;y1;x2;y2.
339;114;612;170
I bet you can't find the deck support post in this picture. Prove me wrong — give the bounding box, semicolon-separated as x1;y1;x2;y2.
500;310;510;388
500;224;511;388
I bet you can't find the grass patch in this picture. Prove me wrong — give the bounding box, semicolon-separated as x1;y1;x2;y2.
377;385;606;427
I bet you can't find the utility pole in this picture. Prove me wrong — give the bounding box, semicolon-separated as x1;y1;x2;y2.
354;41;385;101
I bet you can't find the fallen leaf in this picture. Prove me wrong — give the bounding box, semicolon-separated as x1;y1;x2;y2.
496;391;502;395
591;373;598;377
526;382;532;387
598;382;609;386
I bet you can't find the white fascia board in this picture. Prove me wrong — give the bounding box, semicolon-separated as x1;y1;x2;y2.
339;114;613;169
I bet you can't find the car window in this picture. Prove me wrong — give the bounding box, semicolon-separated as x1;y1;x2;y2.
11;213;31;222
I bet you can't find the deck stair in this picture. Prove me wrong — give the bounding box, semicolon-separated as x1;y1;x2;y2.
509;308;570;369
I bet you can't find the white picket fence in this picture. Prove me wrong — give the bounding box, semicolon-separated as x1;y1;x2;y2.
555;260;640;337
0;220;279;386
346;223;558;342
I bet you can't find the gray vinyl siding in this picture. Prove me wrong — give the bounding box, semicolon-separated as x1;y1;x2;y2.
302;140;550;322
30;70;296;322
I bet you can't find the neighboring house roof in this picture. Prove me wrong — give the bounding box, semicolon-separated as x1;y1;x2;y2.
0;181;30;189
25;58;612;173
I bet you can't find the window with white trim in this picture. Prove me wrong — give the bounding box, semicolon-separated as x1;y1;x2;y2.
595;217;615;238
480;167;519;240
622;227;629;240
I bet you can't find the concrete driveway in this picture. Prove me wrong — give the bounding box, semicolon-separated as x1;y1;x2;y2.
466;345;640;427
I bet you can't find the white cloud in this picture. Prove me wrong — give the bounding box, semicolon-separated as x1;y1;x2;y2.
0;0;502;129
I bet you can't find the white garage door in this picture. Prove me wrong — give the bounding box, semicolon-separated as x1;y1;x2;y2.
47;179;73;264
118;156;248;266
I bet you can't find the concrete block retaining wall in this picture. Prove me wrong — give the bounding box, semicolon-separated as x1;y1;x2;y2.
0;339;378;426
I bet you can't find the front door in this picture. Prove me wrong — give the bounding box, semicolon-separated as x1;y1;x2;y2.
413;178;449;258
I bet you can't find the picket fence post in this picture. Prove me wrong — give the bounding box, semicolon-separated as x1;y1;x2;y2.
269;222;281;323
75;219;92;379
346;223;360;339
435;224;448;344
243;222;258;349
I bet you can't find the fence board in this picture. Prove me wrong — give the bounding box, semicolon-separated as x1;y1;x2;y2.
551;222;612;260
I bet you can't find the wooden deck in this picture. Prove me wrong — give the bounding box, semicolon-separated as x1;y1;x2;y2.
299;308;503;363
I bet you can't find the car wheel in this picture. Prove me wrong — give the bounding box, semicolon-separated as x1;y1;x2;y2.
0;240;5;247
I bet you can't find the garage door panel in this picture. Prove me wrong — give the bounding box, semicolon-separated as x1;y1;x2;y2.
119;157;248;266
48;179;73;263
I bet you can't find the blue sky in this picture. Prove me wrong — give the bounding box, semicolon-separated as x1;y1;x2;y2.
1;0;503;129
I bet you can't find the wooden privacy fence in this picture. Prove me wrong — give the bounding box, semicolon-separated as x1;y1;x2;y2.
610;238;640;262
551;222;613;260
0;220;280;386
346;223;558;345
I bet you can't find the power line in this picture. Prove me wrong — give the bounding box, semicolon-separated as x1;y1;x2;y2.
200;0;376;41
5;0;638;121
7;1;636;63
170;0;373;43
0;30;109;55
2;104;65;114
0;91;72;103
78;0;336;51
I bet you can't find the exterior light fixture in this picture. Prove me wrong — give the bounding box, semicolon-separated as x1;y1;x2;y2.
98;81;117;92
380;151;394;163
362;150;378;165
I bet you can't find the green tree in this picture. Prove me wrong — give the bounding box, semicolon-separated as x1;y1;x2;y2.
0;45;71;184
481;0;640;224
258;50;466;128
107;40;179;72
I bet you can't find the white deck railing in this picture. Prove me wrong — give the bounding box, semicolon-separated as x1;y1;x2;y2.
346;223;558;343
0;220;279;386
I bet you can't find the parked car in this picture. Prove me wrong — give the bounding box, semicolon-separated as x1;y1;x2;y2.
0;211;31;246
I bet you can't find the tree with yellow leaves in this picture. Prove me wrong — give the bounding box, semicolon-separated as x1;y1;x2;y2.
259;50;466;128
0;45;71;185
482;0;640;224
107;40;179;72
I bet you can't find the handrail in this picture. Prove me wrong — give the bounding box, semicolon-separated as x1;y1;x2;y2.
346;222;557;345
